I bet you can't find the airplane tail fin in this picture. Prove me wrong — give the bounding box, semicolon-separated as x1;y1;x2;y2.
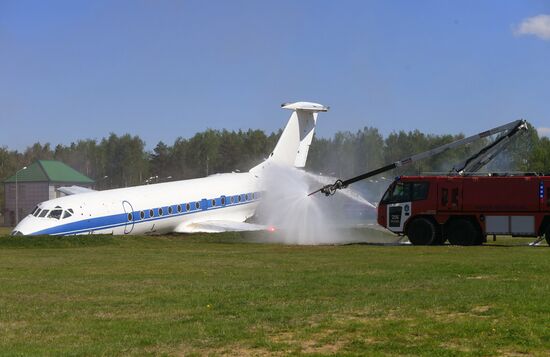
251;102;328;175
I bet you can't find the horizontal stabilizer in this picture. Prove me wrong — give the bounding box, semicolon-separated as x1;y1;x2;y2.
174;220;269;233
281;102;329;112
56;185;96;196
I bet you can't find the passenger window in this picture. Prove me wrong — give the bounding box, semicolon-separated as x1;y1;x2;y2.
158;208;163;216
195;202;200;209
221;197;225;205
140;211;145;219
177;205;182;213
441;189;448;206
149;209;154;217
212;199;216;207
39;209;49;218
127;213;132;221
186;203;190;211
168;206;173;214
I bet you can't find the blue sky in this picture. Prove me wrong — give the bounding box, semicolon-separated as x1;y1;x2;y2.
1;0;549;151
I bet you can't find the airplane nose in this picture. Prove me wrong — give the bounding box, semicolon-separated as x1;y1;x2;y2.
12;216;32;236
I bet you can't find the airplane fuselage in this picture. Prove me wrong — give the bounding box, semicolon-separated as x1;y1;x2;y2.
14;172;261;236
12;101;329;236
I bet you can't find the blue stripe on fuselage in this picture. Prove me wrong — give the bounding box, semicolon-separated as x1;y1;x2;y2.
31;196;260;236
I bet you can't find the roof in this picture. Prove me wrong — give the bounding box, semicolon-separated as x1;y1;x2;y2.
4;160;94;184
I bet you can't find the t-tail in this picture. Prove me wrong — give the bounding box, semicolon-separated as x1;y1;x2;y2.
250;101;328;175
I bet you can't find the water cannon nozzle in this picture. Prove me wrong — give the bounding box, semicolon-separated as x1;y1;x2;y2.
319;179;346;196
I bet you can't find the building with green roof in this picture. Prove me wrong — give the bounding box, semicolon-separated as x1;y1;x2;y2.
3;160;94;226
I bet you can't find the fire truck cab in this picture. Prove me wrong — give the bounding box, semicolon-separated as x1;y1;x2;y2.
377;175;550;245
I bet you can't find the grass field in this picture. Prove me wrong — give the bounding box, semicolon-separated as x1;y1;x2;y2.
0;228;549;356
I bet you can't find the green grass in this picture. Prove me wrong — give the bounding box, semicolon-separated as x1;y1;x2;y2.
0;231;548;356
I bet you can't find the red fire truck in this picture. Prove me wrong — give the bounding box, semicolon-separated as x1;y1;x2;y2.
310;119;550;245
376;175;550;245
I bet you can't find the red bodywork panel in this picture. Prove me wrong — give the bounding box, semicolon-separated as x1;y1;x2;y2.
378;175;550;236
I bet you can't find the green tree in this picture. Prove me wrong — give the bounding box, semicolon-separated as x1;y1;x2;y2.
150;141;172;180
529;137;550;173
355;127;385;173
100;134;148;187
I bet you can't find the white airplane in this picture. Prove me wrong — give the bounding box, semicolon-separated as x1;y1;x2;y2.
12;102;328;236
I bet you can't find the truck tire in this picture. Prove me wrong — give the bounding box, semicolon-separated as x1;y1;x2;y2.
447;219;481;246
545;225;550;246
407;217;436;245
432;227;446;245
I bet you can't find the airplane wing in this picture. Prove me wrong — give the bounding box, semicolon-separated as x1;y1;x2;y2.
56;185;96;196
174;220;270;233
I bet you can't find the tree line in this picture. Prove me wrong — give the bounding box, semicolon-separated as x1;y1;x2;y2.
1;124;549;209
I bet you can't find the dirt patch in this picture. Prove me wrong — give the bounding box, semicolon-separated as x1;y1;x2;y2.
471;305;491;314
430;305;494;321
497;350;536;357
171;344;281;357
0;320;28;329
301;338;346;354
439;341;473;353
270;329;347;354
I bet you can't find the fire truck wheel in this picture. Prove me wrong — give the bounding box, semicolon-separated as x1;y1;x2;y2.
447;219;480;246
407;217;436;245
545;225;550;246
432;228;446;245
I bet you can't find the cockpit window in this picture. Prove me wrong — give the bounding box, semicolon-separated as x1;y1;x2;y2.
39;209;49;218
33;209;42;217
30;206;39;216
380;181;430;204
62;210;72;219
49;209;63;220
381;182;410;204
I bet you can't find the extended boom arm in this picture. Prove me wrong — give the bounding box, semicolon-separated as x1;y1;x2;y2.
309;119;528;196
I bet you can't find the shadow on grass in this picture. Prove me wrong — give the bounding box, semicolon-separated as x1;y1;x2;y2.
0;234;118;248
345;241;548;247
0;232;255;249
0;231;545;249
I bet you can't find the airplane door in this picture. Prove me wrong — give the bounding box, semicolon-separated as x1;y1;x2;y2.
122;200;135;234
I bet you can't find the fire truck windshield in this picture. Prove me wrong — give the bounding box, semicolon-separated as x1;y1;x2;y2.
381;181;430;204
